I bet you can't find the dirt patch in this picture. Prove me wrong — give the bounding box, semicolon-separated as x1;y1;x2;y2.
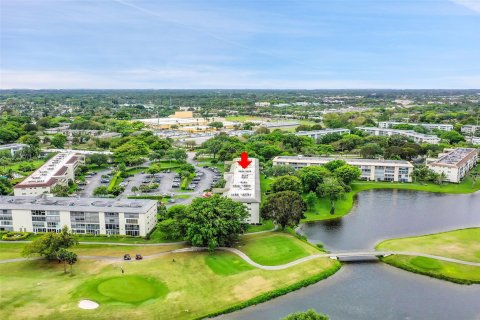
233;276;272;300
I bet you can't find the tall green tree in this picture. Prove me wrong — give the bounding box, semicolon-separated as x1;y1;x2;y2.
261;191;307;230
296;166;332;193
51;134;67;149
334;165;361;185
22;226;78;260
174;195;249;250
66;251;78;274
316;178;345;214
270;175;302;193
283;309;329;320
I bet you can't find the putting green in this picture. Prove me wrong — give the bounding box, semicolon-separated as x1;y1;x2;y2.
76;275;168;305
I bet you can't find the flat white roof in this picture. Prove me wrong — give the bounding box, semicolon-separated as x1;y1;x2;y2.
0;196;156;213
429;148;478;168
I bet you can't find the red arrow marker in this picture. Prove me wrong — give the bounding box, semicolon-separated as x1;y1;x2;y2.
238;152;252;169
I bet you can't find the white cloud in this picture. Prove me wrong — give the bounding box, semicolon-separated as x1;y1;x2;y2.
451;0;480;13
2;68;479;89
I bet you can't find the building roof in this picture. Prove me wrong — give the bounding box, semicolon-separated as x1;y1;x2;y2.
0;196;157;213
15;153;78;189
273;156;414;167
429;148;478;168
296;128;350;135
0;143;27;150
223;158;261;203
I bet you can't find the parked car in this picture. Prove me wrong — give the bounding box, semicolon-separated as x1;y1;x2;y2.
168;198;176;203
172;183;180;188
142;179;151;184
124;254;131;260
135;254;143;260
100;179;109;183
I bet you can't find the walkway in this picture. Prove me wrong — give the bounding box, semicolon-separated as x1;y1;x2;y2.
1;247;479;269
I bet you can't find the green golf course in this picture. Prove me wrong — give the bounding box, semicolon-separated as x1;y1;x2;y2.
0;231;340;320
376;228;480;284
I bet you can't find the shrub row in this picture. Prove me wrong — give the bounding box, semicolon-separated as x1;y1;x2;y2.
1;231;31;241
197;262;341;319
380;256;479;285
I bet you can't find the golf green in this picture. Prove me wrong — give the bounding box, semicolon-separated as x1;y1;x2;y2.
76;275;168;305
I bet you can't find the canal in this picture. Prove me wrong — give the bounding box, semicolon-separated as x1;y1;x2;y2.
218;189;480;320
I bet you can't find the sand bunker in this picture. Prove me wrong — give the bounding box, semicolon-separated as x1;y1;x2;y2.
78;300;99;310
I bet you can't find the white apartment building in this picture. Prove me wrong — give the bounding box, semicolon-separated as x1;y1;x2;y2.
295;128;350;140
379;121;453;131
0;196;157;236
273;156;414;182
427;148;478;183
222;158;261;224
357;127;441;144
466;136;480;145
0;143;28;157
14;153;85;196
461;125;480;134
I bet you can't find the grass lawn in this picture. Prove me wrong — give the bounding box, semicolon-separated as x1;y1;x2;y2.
0;232;339;320
246;220;275;233
204;252;254;276
225;116;263;122
174;194;191;199
376;228;480;284
237;232;319;266
0;242;184;260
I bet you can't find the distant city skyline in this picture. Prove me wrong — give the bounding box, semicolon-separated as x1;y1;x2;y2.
1;0;479;89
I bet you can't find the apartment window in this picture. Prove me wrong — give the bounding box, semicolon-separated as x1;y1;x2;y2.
125;224;140;236
126;218;138;224
125;213;139;219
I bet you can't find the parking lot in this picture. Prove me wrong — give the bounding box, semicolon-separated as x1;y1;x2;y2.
78;155;221;205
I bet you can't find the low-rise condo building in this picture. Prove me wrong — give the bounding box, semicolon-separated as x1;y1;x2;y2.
427;148;478;183
379;121;453;131
0;195;157;236
14;153;85;196
357;127;441;144
0;143;28;157
273;156;414;182
466;136;480;145
221;158;261;224
295;128;350;140
461;125;480;134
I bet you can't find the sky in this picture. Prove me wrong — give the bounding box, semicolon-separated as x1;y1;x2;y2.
0;0;479;89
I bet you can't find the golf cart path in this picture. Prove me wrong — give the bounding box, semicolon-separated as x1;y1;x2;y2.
2;247;479;270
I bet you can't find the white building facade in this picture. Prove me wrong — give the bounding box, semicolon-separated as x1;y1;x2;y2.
0;196;157;236
14;153;85;196
357;127;441;144
0;143;28;157
379;121;453;131
461;125;480;134
273;156;414;182
295;128;350;140
427;148;478;183
222;158;261;224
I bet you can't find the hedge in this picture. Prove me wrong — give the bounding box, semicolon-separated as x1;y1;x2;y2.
197;262;341;319
107;172;122;192
2;231;31;241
